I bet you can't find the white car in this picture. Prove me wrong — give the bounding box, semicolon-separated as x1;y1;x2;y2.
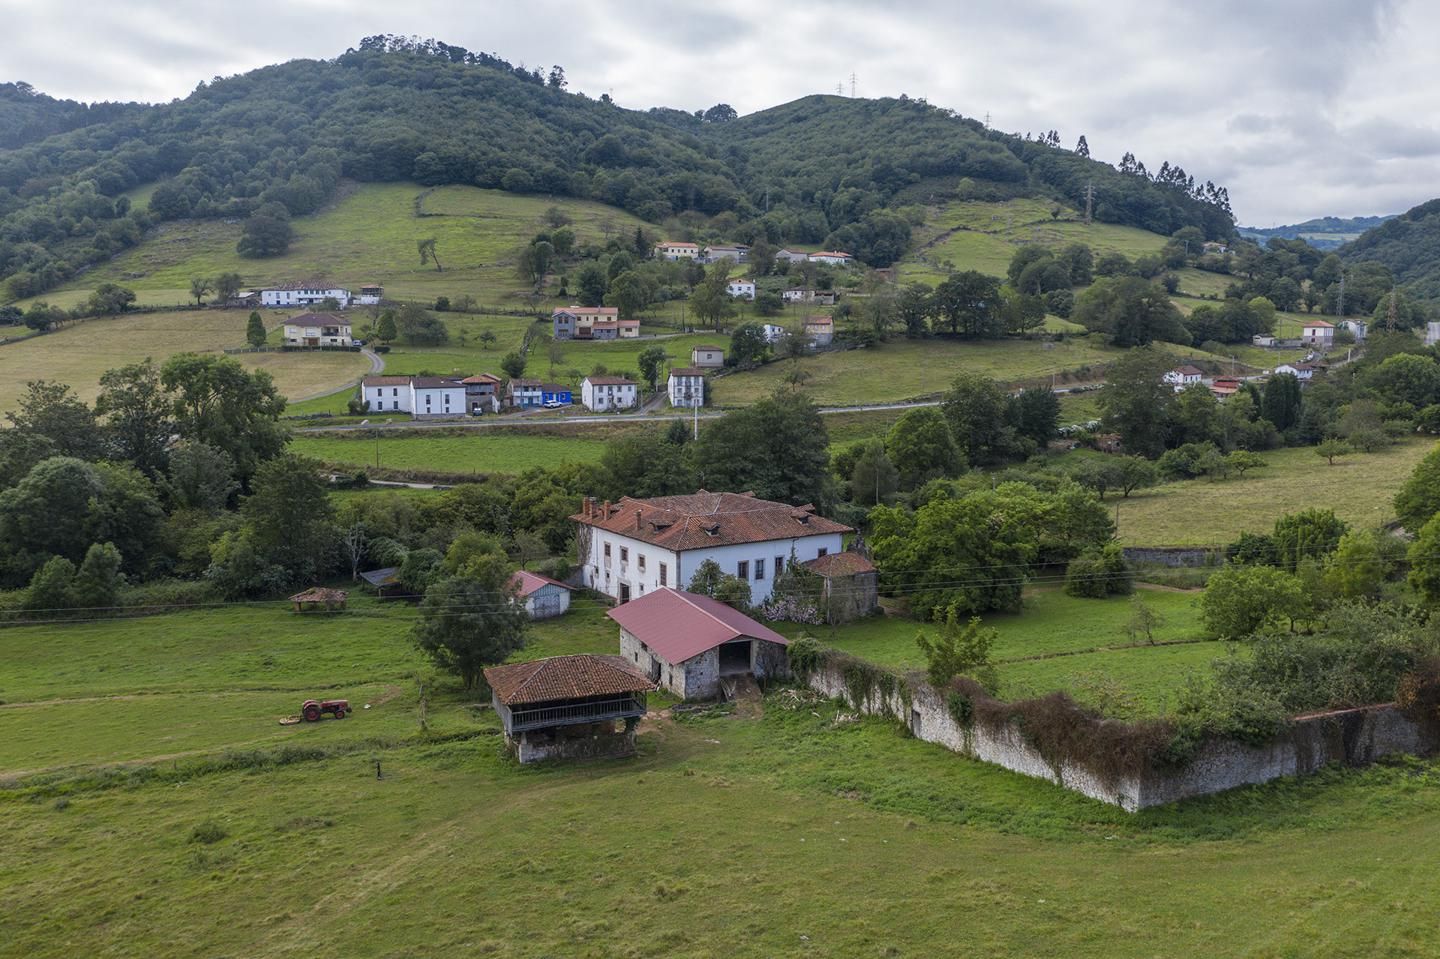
543;400;566;409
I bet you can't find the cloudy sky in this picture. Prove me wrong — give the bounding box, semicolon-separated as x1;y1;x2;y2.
3;0;1432;225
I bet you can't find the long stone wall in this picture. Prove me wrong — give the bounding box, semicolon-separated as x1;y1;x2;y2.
802;661;1435;810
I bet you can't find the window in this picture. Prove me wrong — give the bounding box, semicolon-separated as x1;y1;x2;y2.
392;388;398;397
604;543;611;560
638;554;646;571
620;547;628;562
659;563;667;586
775;556;785;575
754;559;765;581
817;548;829;558
737;560;749;580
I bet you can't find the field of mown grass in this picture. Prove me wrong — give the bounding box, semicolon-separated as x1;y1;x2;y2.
0;309;371;413
7;592;1440;956
292;428;618;476
42;182;655;307
1110;439;1434;546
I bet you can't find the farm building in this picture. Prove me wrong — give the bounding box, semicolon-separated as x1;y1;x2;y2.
1338;319;1367;343
607;588;790;700
704;244;749;264
804;315;833;347
572;491;851;605
775;248;810;264
690;345;725;368
356;284;384;305
282;313;353;348
803;550;879;624
289;587;347;612
808;251;854;265
261;283;351;308
358;567;407;599
668;367;705;408
460;373;502;415
1301;319;1334;349
509;570;572;620
726;279;756;299
655;241;701;261
483;655;653;764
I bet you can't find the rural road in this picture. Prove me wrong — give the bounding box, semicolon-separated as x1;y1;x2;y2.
289;347;385;404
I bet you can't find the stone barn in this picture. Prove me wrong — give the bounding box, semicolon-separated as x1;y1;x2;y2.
607;588;790;700
804;551;879;624
483;655;653;764
509;570;572;620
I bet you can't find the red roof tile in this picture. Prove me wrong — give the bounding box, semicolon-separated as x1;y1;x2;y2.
606;589;788;663
509;570;573;598
572;491;851;550
484;655;653;705
805;552;876;576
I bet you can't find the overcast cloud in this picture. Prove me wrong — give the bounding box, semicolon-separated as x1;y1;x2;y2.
1;0;1432;225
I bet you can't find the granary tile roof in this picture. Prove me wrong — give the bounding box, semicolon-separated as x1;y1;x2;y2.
572;491;851;551
804;551;876;576
290;587;347;603
484;655;653;706
509;570;573;599
606;589;788;664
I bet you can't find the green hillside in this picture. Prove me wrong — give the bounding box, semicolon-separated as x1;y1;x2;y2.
1339;198;1440;300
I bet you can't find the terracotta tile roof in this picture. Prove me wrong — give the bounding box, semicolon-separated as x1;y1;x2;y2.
572;491;851;550
659;241;700;248
809;251;852;258
509;570;573;598
553;305;619;316
805;316;833;327
290;587;347;603
805;551;876;576
1172;365;1204;376
362;375;411;386
461;374;501;384
669;367;706;377
287;312;348;325
585;376;636;386
484;655;653;706
606;588;788;663
1304;320;1334;328
412;376;462;389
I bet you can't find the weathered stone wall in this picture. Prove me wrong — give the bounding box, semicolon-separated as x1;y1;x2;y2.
511;724;636;764
682;649;720;700
802;661;1435;810
752;640;790;682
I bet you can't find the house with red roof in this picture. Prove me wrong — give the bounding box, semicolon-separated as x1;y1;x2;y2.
607;588;790;699
1301;319;1334;349
509;570;573;620
1162;364;1205;392
572;491;851;605
655;241;702;261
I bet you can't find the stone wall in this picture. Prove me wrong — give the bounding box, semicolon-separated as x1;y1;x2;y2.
1122;546;1222;568
802;660;1435;810
510;723;636;764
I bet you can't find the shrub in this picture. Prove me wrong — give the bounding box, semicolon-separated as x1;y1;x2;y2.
1064;543;1132;598
189;820;228;844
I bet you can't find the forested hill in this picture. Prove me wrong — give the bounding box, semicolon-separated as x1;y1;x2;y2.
1340;199;1440;300
1239;214;1394;250
0;83;141;150
0;34;1233;301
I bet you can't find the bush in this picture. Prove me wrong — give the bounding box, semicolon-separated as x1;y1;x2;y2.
1064;543;1132;598
189;820;228;844
119;578;219;610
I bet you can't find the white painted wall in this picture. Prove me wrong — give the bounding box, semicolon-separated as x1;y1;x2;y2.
363;382;412;413
668;374;703;408
582;380;638;411
412;385;466;418
261;287;351;308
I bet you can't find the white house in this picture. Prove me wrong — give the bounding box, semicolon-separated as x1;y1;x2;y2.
782;288;836;305
608;588;790;700
582;376;638;412
668;367;705;408
691;345;725;368
803;315;833;347
761;324;787;344
1163;365;1205;391
1428;321;1440;347
1301;319;1334;349
509;570;572;620
808;251;854;266
572;491;851;606
655;241;702;261
260;284;351;308
1273;362;1318;383
359;374;467;418
361;375;414;414
355;284;384;305
726;279;756;300
282;312;353;348
1338;319;1367;343
1252;334;1277;347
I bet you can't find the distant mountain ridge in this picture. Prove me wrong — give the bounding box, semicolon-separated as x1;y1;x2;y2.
1238;214;1395;250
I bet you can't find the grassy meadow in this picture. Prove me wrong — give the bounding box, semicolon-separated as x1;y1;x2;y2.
0;309;372;412
292;428;617;476
7;591;1440;956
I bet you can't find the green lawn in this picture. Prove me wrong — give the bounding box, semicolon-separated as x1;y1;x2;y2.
292;428;618;476
1112;440;1434;546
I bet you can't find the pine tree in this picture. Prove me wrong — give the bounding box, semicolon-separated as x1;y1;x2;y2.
1075;135;1089;158
246;311;267;348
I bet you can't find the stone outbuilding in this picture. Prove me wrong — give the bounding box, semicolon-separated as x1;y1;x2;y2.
803;550;879;624
607;588;790;700
484;654;653;764
509;570;573;620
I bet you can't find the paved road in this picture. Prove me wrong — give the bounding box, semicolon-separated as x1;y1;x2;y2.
290;348;385;404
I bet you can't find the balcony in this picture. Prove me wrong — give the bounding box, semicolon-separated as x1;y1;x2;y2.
500;694;648;733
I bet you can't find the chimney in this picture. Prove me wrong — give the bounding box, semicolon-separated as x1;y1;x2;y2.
602;500;610;517
635;508;643;530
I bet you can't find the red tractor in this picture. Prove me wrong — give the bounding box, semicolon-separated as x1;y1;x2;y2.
301;699;351;722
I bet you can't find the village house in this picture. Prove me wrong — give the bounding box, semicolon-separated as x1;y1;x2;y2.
572;491;851;606
355;283;384;305
1163;365;1205;391
804;550;880;624
510;570;573;620
589;319;641;340
704;244;749;264
655;241;702;261
691;344;725;368
1252;334;1278;347
775;248;810;264
804;315;834;347
551;305;619;340
1338;319;1368;343
726;279;756;299
1208;377;1242;399
667;367;705;408
282;312;353;348
1201;241;1230;255
808;251;854;266
1301;319;1334;349
761;323;787;344
507;378;545;409
461;373;501;415
359;375;468;418
360;375;412;413
541;383;574;406
1273;362;1319;383
581;375;638;412
483;655;653;763
782;289;837;306
261;283;351;308
608;588;790;700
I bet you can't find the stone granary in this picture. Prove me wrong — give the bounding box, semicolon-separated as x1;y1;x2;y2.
803;550;879;624
607;588;790;699
288;587;347;612
483;655;653;764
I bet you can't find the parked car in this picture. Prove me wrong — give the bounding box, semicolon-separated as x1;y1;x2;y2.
543;400;566;409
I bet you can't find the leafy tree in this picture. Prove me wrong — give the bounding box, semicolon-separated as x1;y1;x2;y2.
214;272;244;302
478;329;498;350
376;310;398;344
418;237;443;272
86;282;136;315
1072;276;1189;346
729;322;769;369
897;284;933;337
576;264;608;306
413;572;527;689
1201;564;1305;639
604;270;650;318
1315;438;1351;465
885;407;963;490
71;541;122;611
237;206;294;258
692;392;832;506
1098;346;1175;456
1126;594;1164;644
1395;443;1440;531
165;442;239;513
160;354;288;484
1008;387;1060;446
998;287;1046;334
702;103;738;123
500;352;526;380
1064;543;1133;598
850;439;899;506
95;359;174;477
942;372;1016;463
434;296;451;312
1407;513;1440;604
933;270;1001;337
1365;353;1440;410
245;311;267;348
600;430;694;498
637;345;668;392
239;454;337;583
689;264;735;330
915;606;998;690
24;556;76;615
687;558;752;609
5;379;102;461
1226;450;1266;477
395;303;449;345
1323;529;1394;602
1272;508;1348;572
1260;372;1302;431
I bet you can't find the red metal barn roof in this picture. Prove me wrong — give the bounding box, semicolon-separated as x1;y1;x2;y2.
606;588;788;664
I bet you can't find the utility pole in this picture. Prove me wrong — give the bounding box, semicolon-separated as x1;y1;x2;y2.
836;82;843;95
693;399;699;441
1083;182;1095;225
849;73;857;97
983;111;991;129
